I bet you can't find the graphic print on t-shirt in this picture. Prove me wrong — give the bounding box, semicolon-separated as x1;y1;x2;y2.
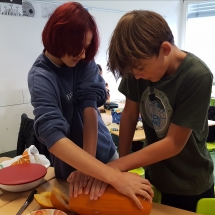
140;87;173;139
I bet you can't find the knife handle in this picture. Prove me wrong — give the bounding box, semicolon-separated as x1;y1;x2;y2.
25;189;37;204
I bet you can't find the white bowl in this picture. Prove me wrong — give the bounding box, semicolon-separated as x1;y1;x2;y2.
27;209;68;215
0;163;47;192
0;176;44;192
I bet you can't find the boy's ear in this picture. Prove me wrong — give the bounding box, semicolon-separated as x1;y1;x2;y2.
160;42;171;56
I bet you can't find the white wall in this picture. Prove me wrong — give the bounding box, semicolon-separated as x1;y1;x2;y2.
78;0;184;101
0;0;183;154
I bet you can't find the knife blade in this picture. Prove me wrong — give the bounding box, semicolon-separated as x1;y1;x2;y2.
16;189;37;215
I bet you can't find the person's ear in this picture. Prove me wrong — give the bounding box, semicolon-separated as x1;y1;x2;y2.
160;42;171;56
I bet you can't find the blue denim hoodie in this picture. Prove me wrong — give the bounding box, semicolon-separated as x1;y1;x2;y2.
28;53;116;179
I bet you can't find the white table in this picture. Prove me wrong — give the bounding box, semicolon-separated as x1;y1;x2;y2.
208;120;215;126
100;109;145;141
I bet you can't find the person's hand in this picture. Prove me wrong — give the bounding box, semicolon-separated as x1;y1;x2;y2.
67;170;87;197
111;171;154;209
84;176;108;200
67;171;108;200
85;167;121;200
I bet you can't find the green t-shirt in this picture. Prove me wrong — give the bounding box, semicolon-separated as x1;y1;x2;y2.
119;52;214;195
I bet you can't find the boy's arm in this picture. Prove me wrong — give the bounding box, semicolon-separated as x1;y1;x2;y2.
119;98;140;157
109;120;192;171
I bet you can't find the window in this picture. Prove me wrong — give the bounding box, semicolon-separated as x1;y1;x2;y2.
185;1;215;84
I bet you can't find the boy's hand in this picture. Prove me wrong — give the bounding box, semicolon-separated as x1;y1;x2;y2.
111;171;154;209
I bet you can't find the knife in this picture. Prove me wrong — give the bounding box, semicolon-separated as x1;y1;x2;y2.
16;189;37;215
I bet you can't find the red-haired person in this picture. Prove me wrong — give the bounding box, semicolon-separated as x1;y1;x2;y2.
28;2;153;208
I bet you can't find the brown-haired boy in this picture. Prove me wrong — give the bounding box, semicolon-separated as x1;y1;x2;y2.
106;10;214;212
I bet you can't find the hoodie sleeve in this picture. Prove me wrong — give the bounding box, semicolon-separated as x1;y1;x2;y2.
73;61;107;110
28;65;69;149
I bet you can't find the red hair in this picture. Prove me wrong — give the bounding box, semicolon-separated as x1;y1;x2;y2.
42;2;99;61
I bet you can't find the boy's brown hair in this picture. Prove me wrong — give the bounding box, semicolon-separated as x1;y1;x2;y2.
107;10;174;79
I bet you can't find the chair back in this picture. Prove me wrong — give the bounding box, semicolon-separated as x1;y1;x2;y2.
16;113;52;165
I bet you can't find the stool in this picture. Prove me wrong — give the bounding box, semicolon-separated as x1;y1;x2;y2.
207;142;215;152
128;167;145;178
210;98;215;106
196;198;215;215
152;185;162;204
